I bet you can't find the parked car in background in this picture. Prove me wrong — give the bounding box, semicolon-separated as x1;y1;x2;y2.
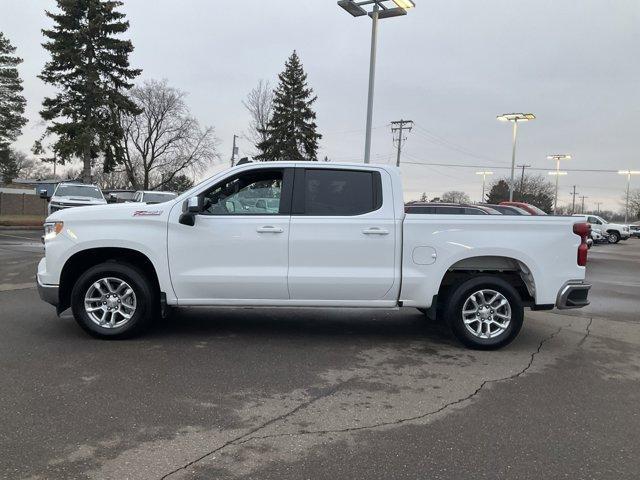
131;190;178;204
38;162;592;350
42;182;107;215
478;203;531;215
573;214;630;244
590;228;606;245
405;202;502;215
629;225;640;238
499;201;548;216
104;189;136;204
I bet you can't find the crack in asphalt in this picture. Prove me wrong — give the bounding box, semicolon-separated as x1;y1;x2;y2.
160;380;353;479
160;327;564;479
235;326;564;445
578;317;593;347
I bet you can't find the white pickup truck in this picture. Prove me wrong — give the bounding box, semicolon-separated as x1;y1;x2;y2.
37;162;591;349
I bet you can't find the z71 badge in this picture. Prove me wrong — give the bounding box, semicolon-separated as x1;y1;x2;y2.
132;210;163;217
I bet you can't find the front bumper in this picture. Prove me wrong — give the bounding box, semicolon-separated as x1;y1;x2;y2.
37;276;59;307
37;258;59;307
556;281;591;309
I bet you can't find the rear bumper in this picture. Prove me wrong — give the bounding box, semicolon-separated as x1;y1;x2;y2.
556;281;591;309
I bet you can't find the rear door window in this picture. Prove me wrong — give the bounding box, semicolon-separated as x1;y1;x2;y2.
296;169;381;216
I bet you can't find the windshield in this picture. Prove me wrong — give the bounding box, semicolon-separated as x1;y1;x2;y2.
54;184;104;199
143;192;177;203
527;205;548;215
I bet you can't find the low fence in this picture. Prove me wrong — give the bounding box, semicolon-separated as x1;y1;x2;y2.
0;192;48;216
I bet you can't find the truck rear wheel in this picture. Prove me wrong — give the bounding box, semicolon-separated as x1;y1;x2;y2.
444;276;524;350
70;262;155;339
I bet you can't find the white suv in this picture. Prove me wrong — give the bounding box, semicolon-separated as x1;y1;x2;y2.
574;214;630;244
43;182;107;216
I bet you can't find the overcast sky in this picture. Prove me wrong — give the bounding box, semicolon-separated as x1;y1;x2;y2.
2;0;639;209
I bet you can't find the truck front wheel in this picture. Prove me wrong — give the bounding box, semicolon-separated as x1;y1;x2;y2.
70;262;156;339
444;276;524;350
607;231;620;244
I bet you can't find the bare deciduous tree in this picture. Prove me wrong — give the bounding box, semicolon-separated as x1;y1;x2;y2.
441;190;471;204
242;79;273;154
119;79;218;190
627;189;640;220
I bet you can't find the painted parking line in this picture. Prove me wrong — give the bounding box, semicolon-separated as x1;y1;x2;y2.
0;233;40;241
0;283;35;292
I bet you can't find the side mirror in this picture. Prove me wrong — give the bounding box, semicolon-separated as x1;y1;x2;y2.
187;196;203;213
179;196;203;226
107;194;117;203
39;189;49;200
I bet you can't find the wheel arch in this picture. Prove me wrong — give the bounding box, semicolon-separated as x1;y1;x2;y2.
58;247;161;313
436;255;537;308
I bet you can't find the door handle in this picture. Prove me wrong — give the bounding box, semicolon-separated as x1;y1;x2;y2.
257;226;284;233
362;227;389;235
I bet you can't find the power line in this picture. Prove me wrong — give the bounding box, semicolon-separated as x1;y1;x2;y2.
410;124;505;166
400;160;627;174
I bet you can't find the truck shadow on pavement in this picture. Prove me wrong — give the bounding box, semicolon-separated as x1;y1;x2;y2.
144;307;458;347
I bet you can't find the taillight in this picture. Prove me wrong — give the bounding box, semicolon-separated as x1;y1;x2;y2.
573;222;590;266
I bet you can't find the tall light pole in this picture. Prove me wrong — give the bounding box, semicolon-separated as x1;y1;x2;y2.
547;154;571;214
476;171;493;202
497;113;535;201
618;170;640;223
338;0;416;163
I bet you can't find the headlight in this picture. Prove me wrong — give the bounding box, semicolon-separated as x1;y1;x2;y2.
43;221;64;241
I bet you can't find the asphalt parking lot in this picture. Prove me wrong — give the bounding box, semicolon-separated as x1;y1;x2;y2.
1;230;639;480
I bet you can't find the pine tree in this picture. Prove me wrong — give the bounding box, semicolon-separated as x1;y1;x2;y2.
0;32;27;151
256;51;321;161
39;0;141;183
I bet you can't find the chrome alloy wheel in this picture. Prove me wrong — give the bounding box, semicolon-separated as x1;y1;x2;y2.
462;289;511;339
84;277;137;329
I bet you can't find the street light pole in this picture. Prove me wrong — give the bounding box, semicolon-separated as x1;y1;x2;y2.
364;4;379;164
547;154;571;214
338;1;416;164
497;113;535;201
509;120;518;201
618;170;640;223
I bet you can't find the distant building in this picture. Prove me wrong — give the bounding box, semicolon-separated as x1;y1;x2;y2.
12;178;62;197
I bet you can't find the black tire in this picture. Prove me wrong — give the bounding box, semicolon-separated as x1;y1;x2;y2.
607;231;620;244
444;275;524;350
71;262;156;339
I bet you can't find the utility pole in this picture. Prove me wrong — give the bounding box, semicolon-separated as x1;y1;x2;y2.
391;119;413;167
230;134;239;167
596;202;602;213
476;171;494;202
580;195;588;214
571;185;578;214
516;164;531;200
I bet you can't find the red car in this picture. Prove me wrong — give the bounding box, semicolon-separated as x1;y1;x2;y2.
499;201;547;216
